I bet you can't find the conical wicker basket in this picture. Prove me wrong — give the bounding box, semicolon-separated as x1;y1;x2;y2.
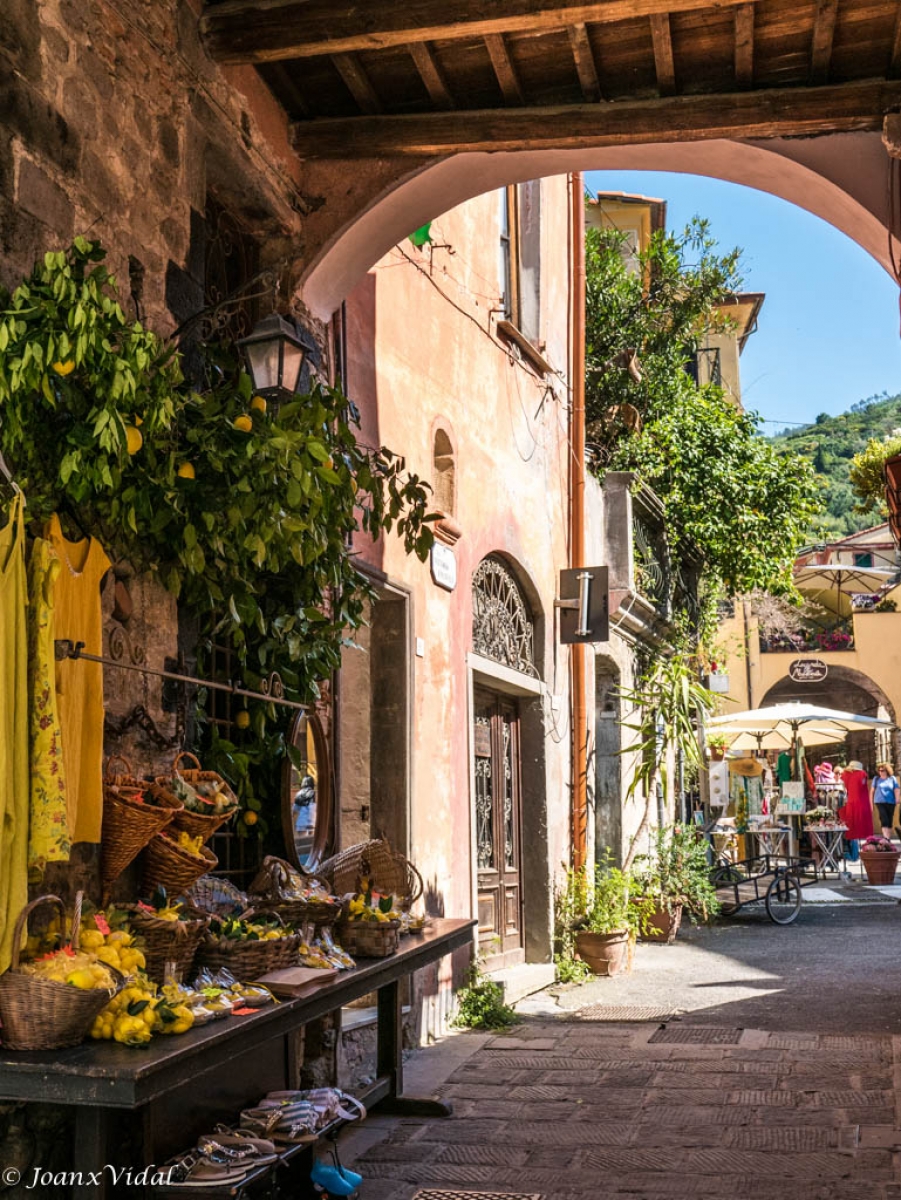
101;756;181;894
151;752;238;842
141;833;218;896
0;894;125;1050
314;839;423;910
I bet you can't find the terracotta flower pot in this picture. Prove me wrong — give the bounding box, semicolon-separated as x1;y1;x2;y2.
640;902;683;944
860;848;900;886
574;929;632;976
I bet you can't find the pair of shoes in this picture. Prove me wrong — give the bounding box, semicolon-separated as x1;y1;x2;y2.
267;1089;366;1127
239;1100;319;1145
310;1157;362;1197
162;1135;278;1187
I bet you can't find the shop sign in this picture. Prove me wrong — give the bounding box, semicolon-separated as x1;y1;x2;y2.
430;543;457;591
788;657;828;684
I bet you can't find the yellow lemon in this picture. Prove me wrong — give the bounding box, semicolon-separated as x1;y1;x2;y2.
235;710;250;729
135;415;143;427
66;969;97;990
177;462;196;480
125;425;143;455
250;395;267;414
233;414;253;433
52;360;75;376
243;811;258;827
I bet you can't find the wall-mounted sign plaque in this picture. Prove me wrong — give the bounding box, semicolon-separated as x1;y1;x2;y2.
788;658;828;683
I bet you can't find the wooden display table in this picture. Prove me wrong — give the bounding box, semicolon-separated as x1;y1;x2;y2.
0;918;475;1199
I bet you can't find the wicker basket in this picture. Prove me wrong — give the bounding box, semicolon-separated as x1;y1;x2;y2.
185;874;250;917
141;833;218;896
195;914;302;978
152;752;239;842
335;917;400;959
101;756;181;892
248;857;342;928
0;894;125;1051
126;906;210;983
315;840;424;910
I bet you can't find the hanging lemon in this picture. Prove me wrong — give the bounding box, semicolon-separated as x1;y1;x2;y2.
250;395;267;414
235;710;250;729
233;415;253;433
243;811;258;827
125;425;143;455
52;360;75;376
177;462;196;480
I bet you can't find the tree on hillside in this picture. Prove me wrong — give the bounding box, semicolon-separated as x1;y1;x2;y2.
585;221;821;623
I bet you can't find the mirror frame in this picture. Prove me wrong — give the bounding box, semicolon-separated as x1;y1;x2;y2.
282;708;332;871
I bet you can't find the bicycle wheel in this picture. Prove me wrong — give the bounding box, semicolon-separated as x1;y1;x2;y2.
765;874;802;925
712;867;743;915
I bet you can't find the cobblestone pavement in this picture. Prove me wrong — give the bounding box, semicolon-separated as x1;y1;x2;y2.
347;1018;901;1199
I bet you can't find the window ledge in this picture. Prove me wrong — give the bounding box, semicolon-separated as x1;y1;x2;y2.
496;320;551;377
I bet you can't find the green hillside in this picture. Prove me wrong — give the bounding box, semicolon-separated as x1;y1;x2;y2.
769;391;901;541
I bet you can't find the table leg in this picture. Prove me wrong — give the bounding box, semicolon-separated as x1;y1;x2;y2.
371;979;452;1118
73;1107;112;1200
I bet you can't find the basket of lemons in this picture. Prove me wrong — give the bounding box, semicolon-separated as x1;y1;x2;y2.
196;913;303;977
336;888;402;958
125;889;210;984
141;829;218;896
0;894;126;1050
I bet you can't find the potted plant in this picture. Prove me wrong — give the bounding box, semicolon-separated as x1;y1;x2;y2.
859;835;901;885
706;733;731;762
569;855;645;976
632;825;720;943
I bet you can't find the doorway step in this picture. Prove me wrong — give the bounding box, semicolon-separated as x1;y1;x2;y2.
488;962;555;1005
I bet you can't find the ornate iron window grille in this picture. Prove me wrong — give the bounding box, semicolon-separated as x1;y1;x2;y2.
472;556;537;677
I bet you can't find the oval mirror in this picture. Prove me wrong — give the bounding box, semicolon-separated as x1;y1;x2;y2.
282;710;330;870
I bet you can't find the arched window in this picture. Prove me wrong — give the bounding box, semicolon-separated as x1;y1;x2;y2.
433;428;455;515
472;555;536;677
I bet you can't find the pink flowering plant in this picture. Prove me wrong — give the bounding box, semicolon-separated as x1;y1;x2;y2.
862;836;898;853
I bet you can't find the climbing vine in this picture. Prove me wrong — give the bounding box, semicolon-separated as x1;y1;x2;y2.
0;238;437;835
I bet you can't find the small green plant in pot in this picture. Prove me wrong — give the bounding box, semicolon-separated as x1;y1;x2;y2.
632;825;720;943
567;854;646;977
706;733;731;762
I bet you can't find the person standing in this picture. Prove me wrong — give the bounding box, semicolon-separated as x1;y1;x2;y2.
869;762;900;839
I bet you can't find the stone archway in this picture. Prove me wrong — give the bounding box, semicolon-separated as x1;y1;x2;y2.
298;130;901;318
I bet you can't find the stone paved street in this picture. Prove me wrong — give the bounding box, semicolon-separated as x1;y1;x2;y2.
342;903;901;1198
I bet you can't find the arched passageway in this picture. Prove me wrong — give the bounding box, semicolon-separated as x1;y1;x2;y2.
299;131;901;318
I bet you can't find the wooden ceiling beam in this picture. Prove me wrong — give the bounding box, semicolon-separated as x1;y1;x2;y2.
202;0;759;65
568;23;603;102
649;13;676;96
810;0;839;85
291;78;901;158
408;42;455;109
332;53;383;115
734;3;754;88
484;33;525;104
890;1;901;78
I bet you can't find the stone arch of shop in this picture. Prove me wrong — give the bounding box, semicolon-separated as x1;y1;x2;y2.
299;132;900;319
469;551;551;967
761;667;898;770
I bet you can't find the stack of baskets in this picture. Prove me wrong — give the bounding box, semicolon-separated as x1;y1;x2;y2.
247;856;341;930
0;894;125;1050
101;756;182;898
141;752;238;895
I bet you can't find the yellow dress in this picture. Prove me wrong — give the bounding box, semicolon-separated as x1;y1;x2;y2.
46;514;111;845
28;538;70;872
0;493;29;973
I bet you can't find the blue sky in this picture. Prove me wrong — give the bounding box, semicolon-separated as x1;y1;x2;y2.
585;170;901;432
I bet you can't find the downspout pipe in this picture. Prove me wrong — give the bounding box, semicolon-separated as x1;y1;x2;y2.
570;171;588;871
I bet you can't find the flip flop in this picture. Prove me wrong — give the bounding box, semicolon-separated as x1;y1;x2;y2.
161;1150;252;1188
198;1135;279;1166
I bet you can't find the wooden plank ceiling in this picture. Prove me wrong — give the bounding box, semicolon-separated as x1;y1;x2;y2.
200;1;901;156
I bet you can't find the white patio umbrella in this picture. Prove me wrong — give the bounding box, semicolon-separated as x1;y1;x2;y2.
794;564;897;618
722;725;847;753
708;702;895;746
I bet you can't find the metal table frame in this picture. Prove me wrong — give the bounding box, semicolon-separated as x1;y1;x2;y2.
805;825;849;877
0;918;475;1200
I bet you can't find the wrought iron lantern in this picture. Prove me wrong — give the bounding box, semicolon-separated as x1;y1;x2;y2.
237;313;307;404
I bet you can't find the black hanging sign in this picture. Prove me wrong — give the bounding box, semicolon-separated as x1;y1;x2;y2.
557;566;609;644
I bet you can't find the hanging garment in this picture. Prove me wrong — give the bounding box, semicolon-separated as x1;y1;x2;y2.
777;751;792;784
28;538;70;872
0;494;29;973
729;769;765;816
46;514;111;844
841;768;876;840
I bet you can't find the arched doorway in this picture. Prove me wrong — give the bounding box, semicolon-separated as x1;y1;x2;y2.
470;553;544;970
761;667;898;771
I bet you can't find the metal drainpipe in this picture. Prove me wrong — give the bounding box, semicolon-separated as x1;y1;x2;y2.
570;171;588;870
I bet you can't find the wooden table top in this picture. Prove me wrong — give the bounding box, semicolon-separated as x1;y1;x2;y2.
0;917;475;1107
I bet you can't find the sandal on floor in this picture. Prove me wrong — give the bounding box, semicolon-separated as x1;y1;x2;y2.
198;1134;279;1166
239;1103;318;1145
160;1148;253;1188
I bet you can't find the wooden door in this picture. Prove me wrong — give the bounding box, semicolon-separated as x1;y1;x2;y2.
473;688;524;968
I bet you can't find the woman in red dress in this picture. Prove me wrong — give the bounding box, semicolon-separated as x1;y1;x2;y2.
840;761;876;841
